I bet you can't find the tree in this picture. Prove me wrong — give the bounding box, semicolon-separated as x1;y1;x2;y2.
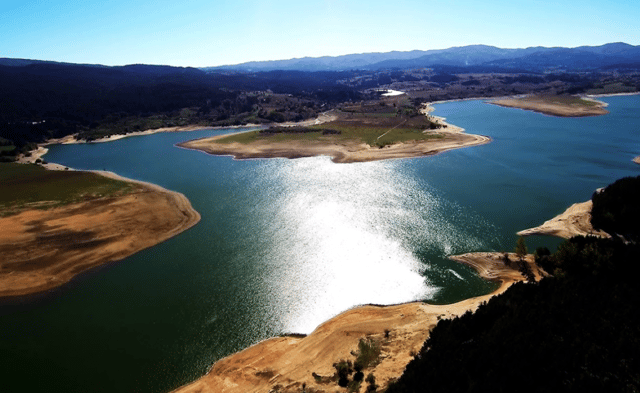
502;252;511;267
515;236;528;261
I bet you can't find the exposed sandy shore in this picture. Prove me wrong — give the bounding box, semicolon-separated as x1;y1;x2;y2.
634;156;640;165
32;111;337;147
517;200;609;239
586;92;640;98
173;252;541;393
491;96;609;117
0;171;201;298
41;125;232;146
177;105;489;164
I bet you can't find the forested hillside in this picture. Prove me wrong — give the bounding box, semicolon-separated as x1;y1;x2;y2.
0;63;360;158
387;176;640;393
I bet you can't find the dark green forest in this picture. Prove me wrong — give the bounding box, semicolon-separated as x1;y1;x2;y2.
387;176;640;393
591;176;640;242
0;63;362;158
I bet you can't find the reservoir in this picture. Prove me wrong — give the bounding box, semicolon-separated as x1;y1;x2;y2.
1;96;638;392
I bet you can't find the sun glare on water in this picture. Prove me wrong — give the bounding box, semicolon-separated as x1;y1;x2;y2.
239;157;488;334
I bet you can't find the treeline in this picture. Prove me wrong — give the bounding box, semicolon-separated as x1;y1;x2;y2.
387;177;640;393
591;176;640;242
0;63;361;152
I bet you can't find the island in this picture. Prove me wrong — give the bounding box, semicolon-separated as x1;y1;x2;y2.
173;252;543;393
0;163;200;297
490;95;609;117
177;99;490;163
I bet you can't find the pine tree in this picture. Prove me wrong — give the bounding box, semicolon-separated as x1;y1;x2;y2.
515;236;528;261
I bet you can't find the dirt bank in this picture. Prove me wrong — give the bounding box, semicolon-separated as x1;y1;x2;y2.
0;172;200;297
517;200;609;239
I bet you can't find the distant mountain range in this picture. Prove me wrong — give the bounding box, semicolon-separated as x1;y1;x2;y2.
2;42;638;74
205;42;640;72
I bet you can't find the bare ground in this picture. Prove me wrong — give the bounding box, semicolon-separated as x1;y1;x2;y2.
173;252;540;393
517;200;610;239
0;174;200;297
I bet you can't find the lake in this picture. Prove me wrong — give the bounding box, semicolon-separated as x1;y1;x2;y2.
1;96;638;393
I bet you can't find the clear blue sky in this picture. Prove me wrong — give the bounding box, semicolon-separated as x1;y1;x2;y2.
1;0;638;67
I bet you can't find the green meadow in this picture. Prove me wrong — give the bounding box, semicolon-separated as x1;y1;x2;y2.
0;163;134;215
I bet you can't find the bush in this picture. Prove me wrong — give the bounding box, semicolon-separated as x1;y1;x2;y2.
333;360;353;387
354;338;382;370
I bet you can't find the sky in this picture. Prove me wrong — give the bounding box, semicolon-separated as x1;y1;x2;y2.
1;0;639;67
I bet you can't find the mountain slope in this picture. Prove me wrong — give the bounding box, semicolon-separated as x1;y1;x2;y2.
207;43;640;72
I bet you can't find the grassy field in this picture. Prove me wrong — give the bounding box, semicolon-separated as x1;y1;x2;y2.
0;163;136;215
216;102;443;148
522;95;598;106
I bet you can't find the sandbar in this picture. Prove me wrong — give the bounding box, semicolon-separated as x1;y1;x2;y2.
634;156;640;165
517;200;609;239
173;252;541;393
177;105;489;163
491;96;609;117
44;125;229;145
0;171;200;297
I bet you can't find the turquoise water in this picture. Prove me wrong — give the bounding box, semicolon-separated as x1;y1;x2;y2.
1;96;638;392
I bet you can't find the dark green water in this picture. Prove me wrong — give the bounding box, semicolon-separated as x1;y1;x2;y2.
1;96;638;392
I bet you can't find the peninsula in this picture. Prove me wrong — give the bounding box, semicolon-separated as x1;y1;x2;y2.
490;95;609;117
178;99;489;163
173;252;544;393
0;163;200;297
517;200;610;239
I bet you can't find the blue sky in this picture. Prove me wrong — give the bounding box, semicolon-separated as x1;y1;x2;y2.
1;0;638;67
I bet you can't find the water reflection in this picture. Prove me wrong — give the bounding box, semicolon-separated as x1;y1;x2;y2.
238;158;493;332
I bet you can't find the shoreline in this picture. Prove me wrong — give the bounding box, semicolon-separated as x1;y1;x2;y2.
517;199;609;239
4;113;343;297
43;124;260;146
0;167;201;298
633;156;640;165
177;104;490;163
586;91;640;98
173;252;542;393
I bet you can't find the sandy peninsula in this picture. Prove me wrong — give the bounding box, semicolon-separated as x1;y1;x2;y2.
517;200;609;239
173;252;542;393
0;170;200;298
177;105;489;164
491;95;609;117
634;156;640;165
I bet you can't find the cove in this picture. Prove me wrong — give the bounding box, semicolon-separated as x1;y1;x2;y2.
1;96;638;393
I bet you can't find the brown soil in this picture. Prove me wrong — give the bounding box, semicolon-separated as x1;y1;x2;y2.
491;97;609;117
517;200;610;239
0;173;200;297
172;252;539;393
178;131;489;164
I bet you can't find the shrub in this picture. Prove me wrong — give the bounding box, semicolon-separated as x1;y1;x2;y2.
333;359;353;387
354;337;382;370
